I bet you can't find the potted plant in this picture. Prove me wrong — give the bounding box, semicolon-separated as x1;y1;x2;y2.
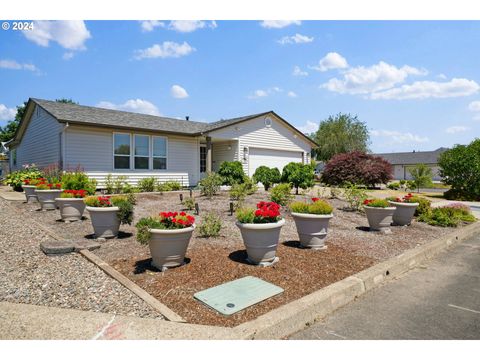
363;198;396;231
35;181;62;210
84;195;134;239
290;198;334;250
56;190;88;222
136;211;196;270
22;178;43;203
386;193;420;226
236;201;285;265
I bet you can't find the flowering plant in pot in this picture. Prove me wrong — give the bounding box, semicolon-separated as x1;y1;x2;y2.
56;190;88;222
235;201;284;265
363;198;395;231
290;197;334;250
136;211;196;270
22;177;44;203
35;181;63;210
84;195;134;239
386;193;420;226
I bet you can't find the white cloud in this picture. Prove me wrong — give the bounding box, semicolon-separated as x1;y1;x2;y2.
287;91;298;98
260;20;301;29
445;126;469;134
371;129;429;144
437;73;447;80
171;85;189;99
248;87;282;99
312;52;348;72
134;41;195;60
277;33;313;45
0;59;38;72
0;104;16;121
298;121;318;134
23;21;91;50
322;61;427;95
370;78;479;100
168;20;217;32
292;65;308;77
468;100;480;112
62;52;74;60
97;99;161;116
140;20;165;32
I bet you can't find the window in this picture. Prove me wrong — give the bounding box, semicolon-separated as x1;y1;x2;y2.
114;133;131;169
152;136;167;170
200;146;206;173
134;135;149;169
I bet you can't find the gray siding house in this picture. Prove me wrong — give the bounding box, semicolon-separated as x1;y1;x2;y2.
375;148;448;181
8;98;316;188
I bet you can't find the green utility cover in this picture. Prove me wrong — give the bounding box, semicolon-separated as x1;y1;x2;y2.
194;276;284;316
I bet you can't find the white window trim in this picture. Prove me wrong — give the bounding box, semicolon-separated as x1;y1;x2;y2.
134;134;150;170
113;132;132;170
152;135;168;170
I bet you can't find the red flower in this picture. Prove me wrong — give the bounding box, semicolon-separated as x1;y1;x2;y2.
311;197;320;202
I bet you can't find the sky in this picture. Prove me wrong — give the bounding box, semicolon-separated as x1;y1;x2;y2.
1;20;480;153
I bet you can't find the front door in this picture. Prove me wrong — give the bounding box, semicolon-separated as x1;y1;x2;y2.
199;145;207;179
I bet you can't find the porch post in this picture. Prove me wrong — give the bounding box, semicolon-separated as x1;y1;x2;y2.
206;136;212;173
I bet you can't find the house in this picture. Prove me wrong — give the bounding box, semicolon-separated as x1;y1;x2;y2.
0;142;9;178
7;98;316;188
375;148;448;181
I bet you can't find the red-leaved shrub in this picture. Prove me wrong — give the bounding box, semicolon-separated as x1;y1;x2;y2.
321;151;393;187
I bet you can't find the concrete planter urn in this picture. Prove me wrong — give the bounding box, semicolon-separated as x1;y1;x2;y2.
291;213;333;249
23;185;38;203
388;201;419;226
148;226;195;270
35;189;63;210
364;206;396;231
236;218;285;264
86;206;120;238
57;198;86;222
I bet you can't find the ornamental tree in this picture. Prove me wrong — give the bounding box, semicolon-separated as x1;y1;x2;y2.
408;164;433;193
281;162;315;195
321;151;392;187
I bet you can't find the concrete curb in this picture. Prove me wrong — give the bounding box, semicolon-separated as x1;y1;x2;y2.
79;249;186;323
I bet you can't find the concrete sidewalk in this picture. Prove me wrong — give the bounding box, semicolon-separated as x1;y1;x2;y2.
289;233;480;340
0;301;233;340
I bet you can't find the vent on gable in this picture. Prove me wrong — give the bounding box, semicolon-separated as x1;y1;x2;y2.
265;117;272;127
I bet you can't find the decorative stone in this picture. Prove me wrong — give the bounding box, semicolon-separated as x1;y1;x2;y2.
73;240;101;252
40;241;75;255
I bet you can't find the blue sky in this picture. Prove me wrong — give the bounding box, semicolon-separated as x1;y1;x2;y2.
1;20;480;153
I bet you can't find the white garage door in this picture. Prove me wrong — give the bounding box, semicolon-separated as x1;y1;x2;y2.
248;148;303;176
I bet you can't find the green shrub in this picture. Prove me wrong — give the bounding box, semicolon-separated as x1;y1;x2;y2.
235;208;255;224
387;182;400;190
157;180;182;192
111;196;134;225
252;166;281;190
61;169;97;195
405;180;416;191
135;217;161;245
4;164;43;191
418;205;476;227
199;172;223;198
290;199;333;215
138;177;156;192
104;174;129;194
410;196;431;216
342;182;368;211
363;198;391;208
182;197;195;210
218;161;245;185
230;183;248;206
198;212;222;237
269;183;294;206
281;162;315;195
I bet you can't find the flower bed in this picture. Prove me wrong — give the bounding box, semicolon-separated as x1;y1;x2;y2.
9;191;464;327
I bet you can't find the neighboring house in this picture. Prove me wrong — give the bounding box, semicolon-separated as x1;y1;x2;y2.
0;141;9;178
375;148;448;181
8;98;316;188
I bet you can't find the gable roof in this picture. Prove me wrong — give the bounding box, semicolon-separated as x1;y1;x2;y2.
375;148;448;165
9;98;317;148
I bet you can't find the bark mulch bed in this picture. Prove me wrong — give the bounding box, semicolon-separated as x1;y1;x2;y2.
10;190;460;327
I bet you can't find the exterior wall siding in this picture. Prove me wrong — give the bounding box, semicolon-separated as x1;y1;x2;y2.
392;164;442;181
208;114;312;176
11;106;62;171
65;125;200;188
211;141;238;172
